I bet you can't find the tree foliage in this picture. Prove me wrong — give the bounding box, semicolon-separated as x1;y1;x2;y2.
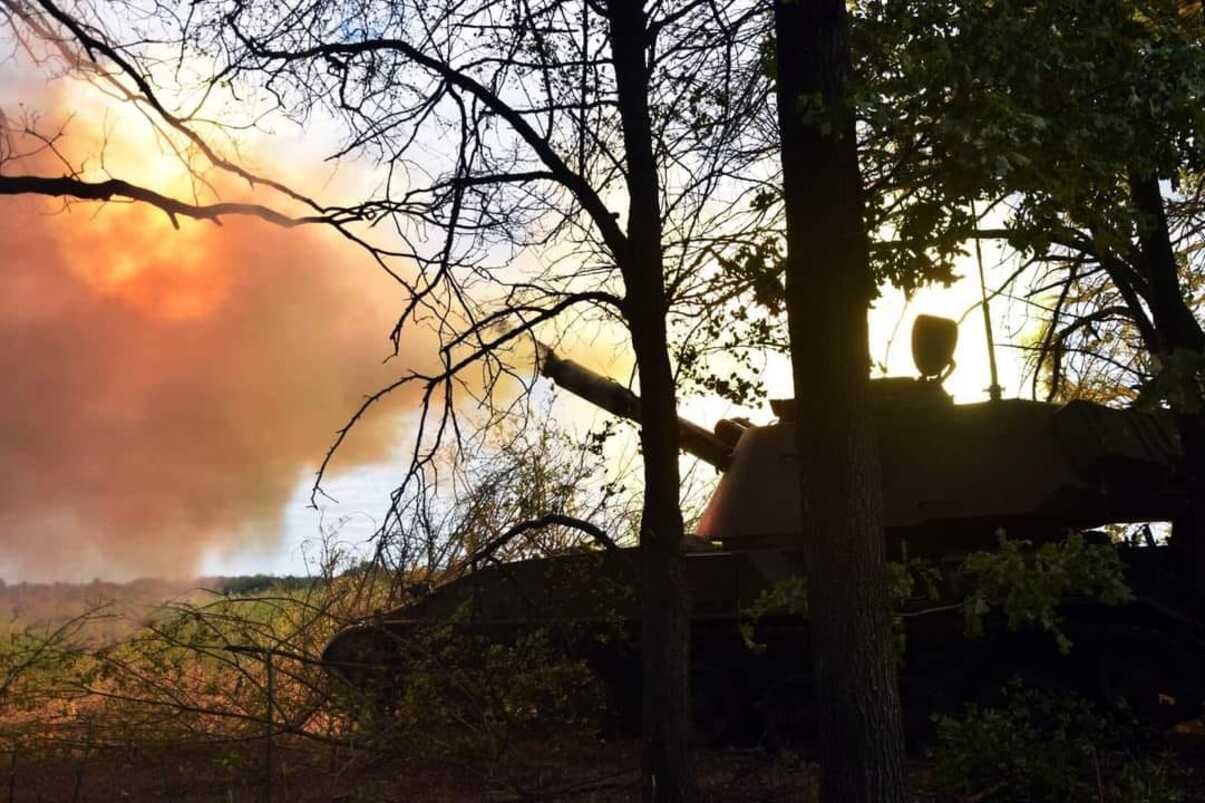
855;0;1205;404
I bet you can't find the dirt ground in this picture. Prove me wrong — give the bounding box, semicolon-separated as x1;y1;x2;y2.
3;736;820;803
10;726;1205;802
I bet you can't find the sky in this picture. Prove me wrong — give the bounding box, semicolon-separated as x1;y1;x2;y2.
0;42;1037;584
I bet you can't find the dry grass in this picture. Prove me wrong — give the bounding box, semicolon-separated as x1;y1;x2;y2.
0;736;824;803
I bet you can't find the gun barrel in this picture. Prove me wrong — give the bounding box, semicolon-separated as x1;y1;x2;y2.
538;345;733;470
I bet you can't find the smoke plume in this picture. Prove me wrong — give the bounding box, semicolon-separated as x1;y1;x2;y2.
0;186;424;581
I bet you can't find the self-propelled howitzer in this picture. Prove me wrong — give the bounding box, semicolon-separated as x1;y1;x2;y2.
541;330;1186;550
324;317;1204;744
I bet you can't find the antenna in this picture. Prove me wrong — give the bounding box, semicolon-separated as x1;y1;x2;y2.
972;201;1003;402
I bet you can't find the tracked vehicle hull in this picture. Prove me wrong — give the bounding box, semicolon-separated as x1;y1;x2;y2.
325;541;1205;744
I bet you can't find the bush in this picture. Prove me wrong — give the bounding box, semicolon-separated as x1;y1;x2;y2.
927;680;1181;803
960;533;1133;654
364;614;605;761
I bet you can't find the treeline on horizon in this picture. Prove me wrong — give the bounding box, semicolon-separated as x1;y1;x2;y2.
0;572;327;629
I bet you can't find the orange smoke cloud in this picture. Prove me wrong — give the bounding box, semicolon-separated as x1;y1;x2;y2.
0;177;426;581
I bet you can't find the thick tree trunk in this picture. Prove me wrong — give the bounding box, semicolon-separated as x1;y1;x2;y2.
772;1;910;801
608;0;696;799
1127;172;1205;612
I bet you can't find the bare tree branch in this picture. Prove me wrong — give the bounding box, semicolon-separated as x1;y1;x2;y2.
0;173;333;228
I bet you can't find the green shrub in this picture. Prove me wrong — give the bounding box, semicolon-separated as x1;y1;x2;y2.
927;681;1181;803
343;611;605;761
960;532;1132;653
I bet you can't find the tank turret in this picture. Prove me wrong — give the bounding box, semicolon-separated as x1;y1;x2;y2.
537;323;1185;551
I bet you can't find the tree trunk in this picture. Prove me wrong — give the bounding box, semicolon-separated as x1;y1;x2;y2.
630;313;695;803
608;0;696;799
772;1;910;801
1127;172;1205;355
1127;171;1205;613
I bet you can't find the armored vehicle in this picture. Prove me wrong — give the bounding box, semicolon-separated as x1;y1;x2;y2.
324;316;1204;744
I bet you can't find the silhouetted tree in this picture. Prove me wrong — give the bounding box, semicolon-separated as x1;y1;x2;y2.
773;1;909;800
